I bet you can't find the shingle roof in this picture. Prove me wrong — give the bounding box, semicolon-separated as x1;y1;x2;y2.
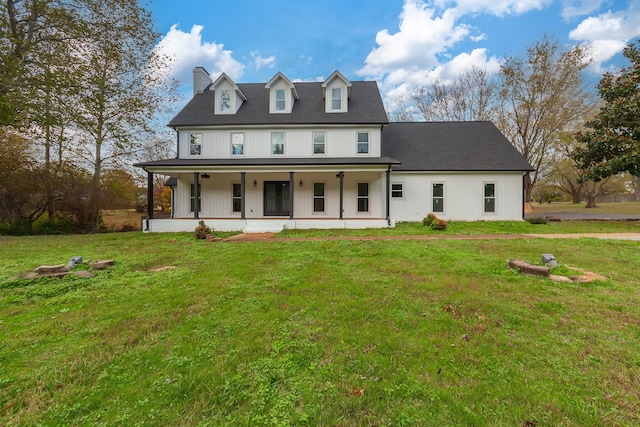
382;122;534;172
168;81;389;127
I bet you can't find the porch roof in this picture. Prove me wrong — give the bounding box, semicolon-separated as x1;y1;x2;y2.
135;156;400;173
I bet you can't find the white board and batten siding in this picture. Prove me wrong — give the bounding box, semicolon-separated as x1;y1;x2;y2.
171;171;386;220
179;128;382;159
390;172;526;222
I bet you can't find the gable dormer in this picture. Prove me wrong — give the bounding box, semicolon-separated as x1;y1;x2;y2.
265;72;298;114
211;72;247;115
322;70;351;113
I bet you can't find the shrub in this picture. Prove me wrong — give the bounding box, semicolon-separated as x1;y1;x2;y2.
422;213;438;227
193;220;212;239
430;218;448;230
526;216;549;225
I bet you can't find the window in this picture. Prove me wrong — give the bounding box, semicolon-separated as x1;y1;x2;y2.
232;183;241;212
331;88;341;110
391;183;403;198
357;132;369;154
190;183;201;213
313;132;325;154
432;183;444;213
220;90;231;112
272;132;284;155
231;133;244;155
275;89;285;111
189;134;202;156
313;182;325;212
357;182;369;212
484;183;496;213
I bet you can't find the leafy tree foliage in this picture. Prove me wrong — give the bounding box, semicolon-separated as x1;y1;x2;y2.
0;129;47;228
497;35;594;202
573;41;640;182
0;0;177;232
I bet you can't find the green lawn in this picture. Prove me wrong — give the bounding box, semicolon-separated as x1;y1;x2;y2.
531;200;640;215
1;228;639;426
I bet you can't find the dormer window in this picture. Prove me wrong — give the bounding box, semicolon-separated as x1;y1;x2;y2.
276;89;286;111
331;88;342;110
220;90;231;112
266;72;298;114
211;72;246;115
322;70;351;113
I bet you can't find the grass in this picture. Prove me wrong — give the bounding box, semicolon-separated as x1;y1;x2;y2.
531;201;640;215
1;228;640;426
278;219;640;238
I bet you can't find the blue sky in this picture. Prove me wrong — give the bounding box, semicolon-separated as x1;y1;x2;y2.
150;0;640;105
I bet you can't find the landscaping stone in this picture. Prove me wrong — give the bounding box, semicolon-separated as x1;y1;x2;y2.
91;260;115;270
508;259;550;277
34;264;69;274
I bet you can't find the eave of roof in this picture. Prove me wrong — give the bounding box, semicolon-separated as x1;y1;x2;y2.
135;156;400;169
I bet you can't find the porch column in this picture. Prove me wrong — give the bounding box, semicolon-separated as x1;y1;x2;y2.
193;172;199;220
337;171;344;220
240;172;246;220
386;166;391;223
147;171;154;219
289;171;295;219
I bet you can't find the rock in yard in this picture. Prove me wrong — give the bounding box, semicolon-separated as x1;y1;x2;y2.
508;259;550;277
34;264;69;274
91;260;115;270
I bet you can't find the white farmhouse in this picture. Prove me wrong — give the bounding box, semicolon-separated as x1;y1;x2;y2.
135;68;534;232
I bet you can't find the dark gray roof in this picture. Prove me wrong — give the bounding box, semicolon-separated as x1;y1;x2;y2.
168;81;389;127
382;122;534;172
135;156;400;169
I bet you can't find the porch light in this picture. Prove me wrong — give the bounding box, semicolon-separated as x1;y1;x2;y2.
299;180;303;187
253;180;257;187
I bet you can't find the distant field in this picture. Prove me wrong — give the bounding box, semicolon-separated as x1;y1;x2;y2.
530;201;640;215
101;209;144;231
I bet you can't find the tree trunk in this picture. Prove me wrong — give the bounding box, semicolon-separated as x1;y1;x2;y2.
524;175;533;203
585;192;597;208
570;189;582;204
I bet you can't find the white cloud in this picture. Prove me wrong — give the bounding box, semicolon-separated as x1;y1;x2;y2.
154;24;244;89
560;0;604;20
250;51;276;70
568;3;640;74
358;0;503;105
445;0;551;17
358;0;471;78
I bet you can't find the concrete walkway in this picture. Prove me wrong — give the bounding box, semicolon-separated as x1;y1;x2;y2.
223;232;640;243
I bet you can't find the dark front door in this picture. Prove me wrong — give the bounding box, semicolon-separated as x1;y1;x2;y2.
264;181;290;216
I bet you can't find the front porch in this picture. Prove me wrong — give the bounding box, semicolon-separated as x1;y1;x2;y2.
142;217;394;233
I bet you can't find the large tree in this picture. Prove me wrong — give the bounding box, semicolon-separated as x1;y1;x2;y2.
573;41;640;184
497;35;595;202
68;0;177;230
410;66;499;122
1;0;177;232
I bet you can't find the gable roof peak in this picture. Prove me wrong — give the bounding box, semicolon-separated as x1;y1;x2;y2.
265;71;299;99
322;70;352;98
211;72;247;101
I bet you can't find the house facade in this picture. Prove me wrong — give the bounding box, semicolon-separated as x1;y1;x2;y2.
135;68;534;232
